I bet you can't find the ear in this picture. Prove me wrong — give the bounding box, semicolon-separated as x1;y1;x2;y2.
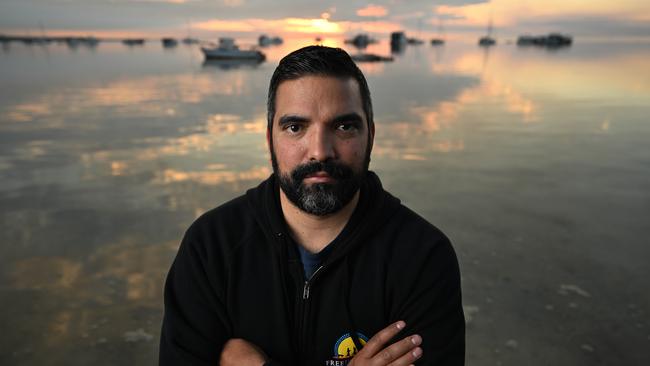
266;127;273;163
266;128;271;147
368;122;375;155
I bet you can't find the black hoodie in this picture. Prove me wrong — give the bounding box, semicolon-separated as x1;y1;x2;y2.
160;172;465;365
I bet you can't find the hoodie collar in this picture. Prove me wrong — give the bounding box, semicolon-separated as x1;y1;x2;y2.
246;171;401;261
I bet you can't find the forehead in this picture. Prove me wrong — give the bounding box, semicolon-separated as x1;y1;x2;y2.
274;76;364;121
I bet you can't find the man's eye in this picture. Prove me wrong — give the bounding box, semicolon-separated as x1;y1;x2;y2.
286;124;301;133
337;123;357;132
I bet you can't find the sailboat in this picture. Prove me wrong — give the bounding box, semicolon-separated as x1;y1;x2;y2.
182;21;199;44
407;17;425;45
478;16;496;46
431;18;445;46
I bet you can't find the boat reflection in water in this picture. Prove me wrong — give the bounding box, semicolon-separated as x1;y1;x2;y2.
351;53;393;63
201;57;265;70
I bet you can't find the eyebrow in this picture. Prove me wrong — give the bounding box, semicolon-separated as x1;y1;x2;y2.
278;112;364;127
278;114;309;127
331;112;364;126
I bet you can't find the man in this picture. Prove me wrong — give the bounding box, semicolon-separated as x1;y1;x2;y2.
160;46;464;365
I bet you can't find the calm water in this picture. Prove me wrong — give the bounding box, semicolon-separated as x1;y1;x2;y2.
1;38;649;365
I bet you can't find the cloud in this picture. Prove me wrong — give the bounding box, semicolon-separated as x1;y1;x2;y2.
434;0;650;31
222;0;244;7
131;0;198;3
1;0;648;39
194;19;258;32
194;17;343;34
356;4;388;18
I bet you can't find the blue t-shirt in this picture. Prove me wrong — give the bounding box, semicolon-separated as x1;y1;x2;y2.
297;243;334;280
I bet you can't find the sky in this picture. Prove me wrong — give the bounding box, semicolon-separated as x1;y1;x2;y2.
1;0;649;41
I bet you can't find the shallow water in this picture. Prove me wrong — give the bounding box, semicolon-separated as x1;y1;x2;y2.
1;38;649;365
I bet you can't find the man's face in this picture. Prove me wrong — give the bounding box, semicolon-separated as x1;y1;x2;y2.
269;75;374;216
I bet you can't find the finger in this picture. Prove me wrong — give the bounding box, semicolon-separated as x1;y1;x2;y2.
358;321;406;357
372;335;421;366
387;346;422;366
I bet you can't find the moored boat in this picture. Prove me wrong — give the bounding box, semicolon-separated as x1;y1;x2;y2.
431;18;446;46
344;34;377;49
479;36;496;46
517;33;573;47
478;17;496;46
258;34;283;47
182;37;199;45
122;38;145;46
201;38;265;60
162;38;178;47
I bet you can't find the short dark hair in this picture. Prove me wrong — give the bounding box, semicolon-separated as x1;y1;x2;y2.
267;45;374;132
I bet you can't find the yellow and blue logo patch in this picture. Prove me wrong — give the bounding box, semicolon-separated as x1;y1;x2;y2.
333;332;368;359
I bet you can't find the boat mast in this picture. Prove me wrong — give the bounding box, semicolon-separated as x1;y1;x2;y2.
487;15;493;37
486;5;494;38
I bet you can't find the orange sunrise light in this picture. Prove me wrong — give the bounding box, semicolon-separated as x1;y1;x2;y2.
283;18;342;34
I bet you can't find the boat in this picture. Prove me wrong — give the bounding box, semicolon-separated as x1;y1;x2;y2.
390;31;407;53
122;38;145;46
544;33;573;46
162;38;178;47
201;38;265;60
65;36;99;48
408;19;426;46
258;34;283;47
182;22;199;45
390;31;407;46
344;34;377;49
517;33;572;47
82;37;100;47
431;18;446;46
478;17;496;46
182;37;199;45
479;36;496;46
350;53;393;62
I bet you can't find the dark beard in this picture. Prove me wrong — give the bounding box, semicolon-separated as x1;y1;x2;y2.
273;156;367;216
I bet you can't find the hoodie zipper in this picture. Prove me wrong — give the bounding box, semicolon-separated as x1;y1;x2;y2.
303;265;324;299
296;265;324;360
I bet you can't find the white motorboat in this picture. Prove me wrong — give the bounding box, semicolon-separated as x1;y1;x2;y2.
201;38;265;60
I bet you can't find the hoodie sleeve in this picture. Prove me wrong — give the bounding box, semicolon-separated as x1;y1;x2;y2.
159;224;232;366
390;234;465;366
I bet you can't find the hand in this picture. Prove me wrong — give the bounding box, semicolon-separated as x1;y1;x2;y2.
219;338;269;366
348;321;422;366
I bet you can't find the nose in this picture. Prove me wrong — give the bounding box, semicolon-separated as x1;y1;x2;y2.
308;125;336;162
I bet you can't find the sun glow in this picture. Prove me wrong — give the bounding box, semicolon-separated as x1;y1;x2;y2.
284;18;342;34
195;17;343;35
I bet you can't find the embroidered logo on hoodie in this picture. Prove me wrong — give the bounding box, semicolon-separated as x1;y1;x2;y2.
325;332;369;365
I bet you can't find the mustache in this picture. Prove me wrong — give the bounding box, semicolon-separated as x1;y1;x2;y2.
291;160;354;183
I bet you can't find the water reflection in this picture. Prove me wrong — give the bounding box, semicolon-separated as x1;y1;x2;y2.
202;58;265;70
1;39;649;366
153;166;271;186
